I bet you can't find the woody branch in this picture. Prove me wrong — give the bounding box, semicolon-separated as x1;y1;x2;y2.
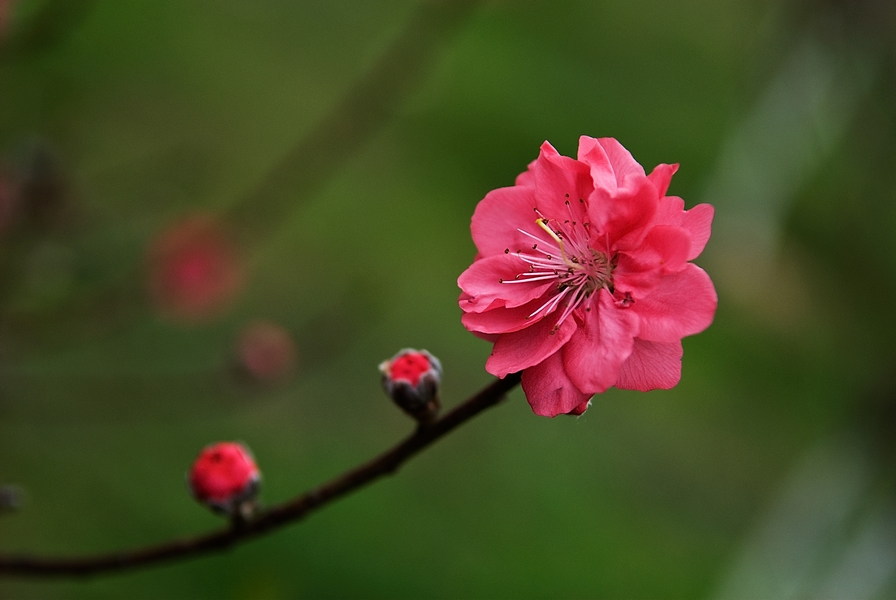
0;373;521;578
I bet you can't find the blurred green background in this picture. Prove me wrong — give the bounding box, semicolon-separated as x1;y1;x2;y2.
1;0;895;598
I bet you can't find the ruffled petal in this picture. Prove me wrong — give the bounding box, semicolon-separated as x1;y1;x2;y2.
531;141;594;218
647;163;679;197
615;339;682;391
521;353;592;417
589;176;659;252
470;185;540;257
462;296;556;334
486;314;576;378
562;289;639;394
613;224;693;297
577;136;645;194
653;195;686;224
632;264;717;343
457;254;555;314
681;203;714;260
652;197;714;261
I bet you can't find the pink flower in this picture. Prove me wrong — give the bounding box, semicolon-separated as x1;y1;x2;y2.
457;136;717;417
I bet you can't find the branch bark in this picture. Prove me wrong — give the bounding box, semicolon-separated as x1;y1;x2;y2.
0;373;521;578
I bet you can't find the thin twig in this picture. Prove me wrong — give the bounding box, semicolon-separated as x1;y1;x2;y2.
0;373;522;578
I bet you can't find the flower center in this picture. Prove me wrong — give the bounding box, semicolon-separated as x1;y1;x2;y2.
502;201;614;327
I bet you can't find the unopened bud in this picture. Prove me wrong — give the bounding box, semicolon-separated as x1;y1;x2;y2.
188;442;260;521
379;348;442;424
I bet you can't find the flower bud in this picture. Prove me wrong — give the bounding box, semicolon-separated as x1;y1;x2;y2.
379;348;442;424
188;442;260;520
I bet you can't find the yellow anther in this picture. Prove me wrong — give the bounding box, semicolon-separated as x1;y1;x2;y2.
536;218;568;261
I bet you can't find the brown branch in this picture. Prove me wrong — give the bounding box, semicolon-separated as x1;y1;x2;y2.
0;372;522;578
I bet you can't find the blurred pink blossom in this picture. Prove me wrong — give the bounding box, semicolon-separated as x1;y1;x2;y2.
148;215;244;323
234;320;297;384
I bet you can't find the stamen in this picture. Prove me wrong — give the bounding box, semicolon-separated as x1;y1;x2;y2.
528;287;571;319
500;274;557;284
499;203;614;328
516;228;560;255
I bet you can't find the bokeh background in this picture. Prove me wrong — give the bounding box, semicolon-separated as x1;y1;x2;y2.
1;0;895;598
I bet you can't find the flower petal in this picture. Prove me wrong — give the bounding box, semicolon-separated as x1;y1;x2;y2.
531;141;593;218
647;163;679;197
653;197;714;261
589;176;659;252
632;264;717;343
577;136;645;194
681;203;714;260
562;289;639;394
486;314;576;378
462;296;553;334
515;159;537;187
521;352;592;417
615;339;682;391
613;224;693;296
470;185;540;257
457;254;555;314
